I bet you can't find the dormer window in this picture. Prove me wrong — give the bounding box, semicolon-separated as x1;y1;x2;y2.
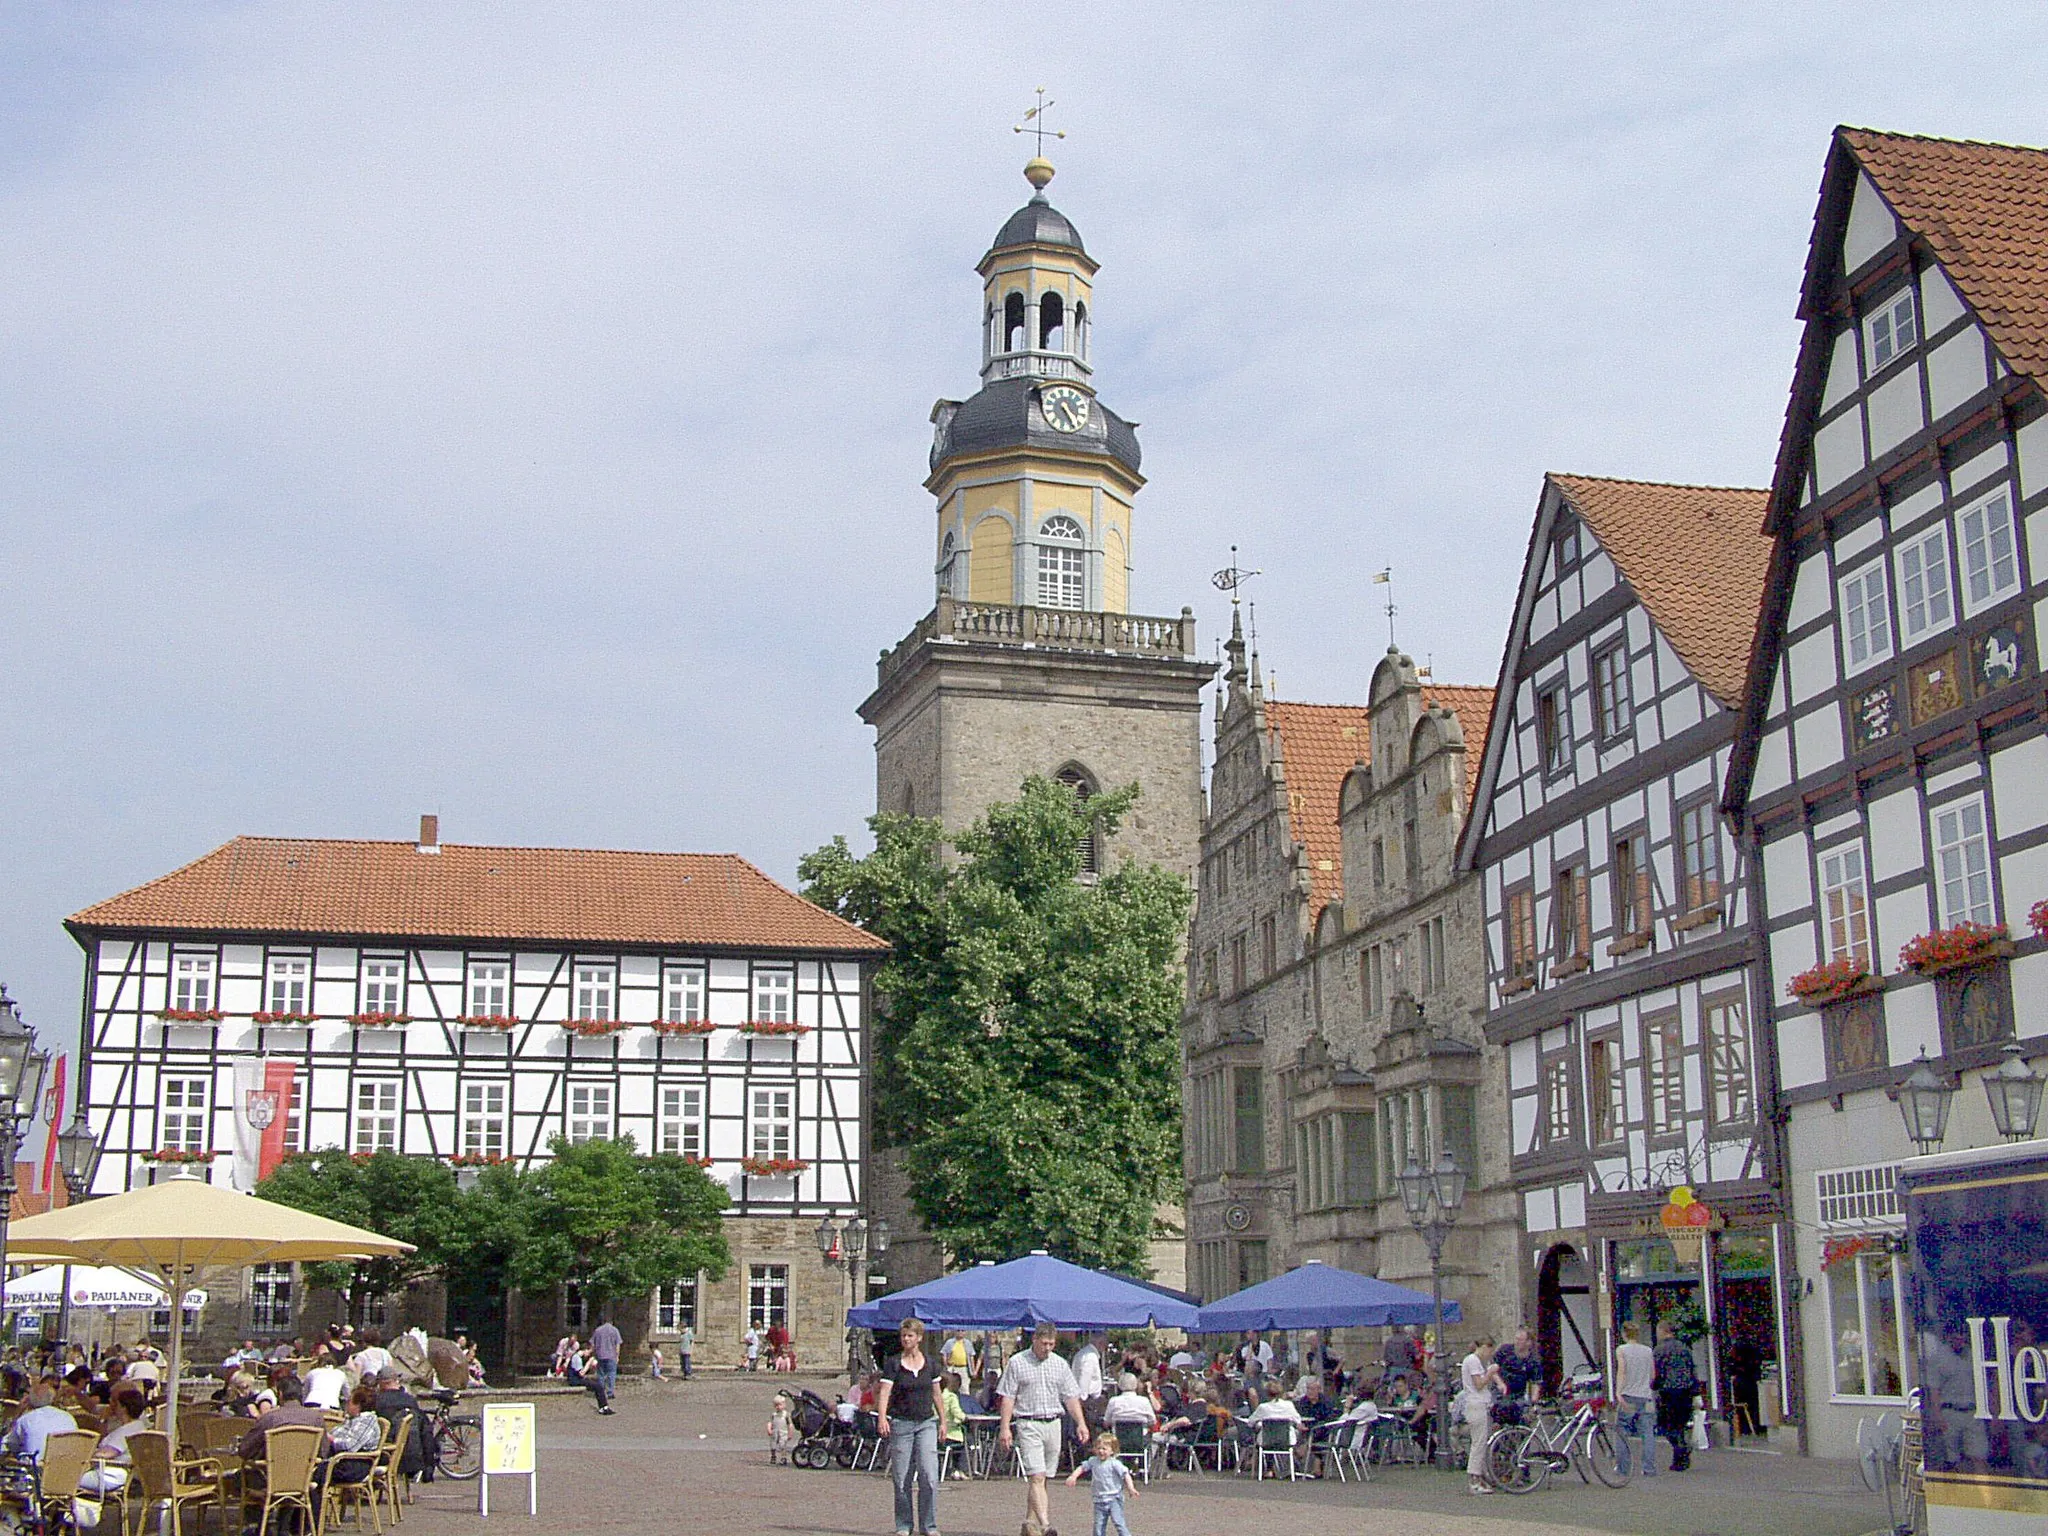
1866;286;1918;370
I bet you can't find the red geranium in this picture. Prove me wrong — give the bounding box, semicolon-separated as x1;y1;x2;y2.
562;1017;626;1037
1787;958;1874;1005
739;1020;811;1037
458;1015;520;1030
740;1157;809;1176
653;1018;717;1036
348;1012;412;1027
1899;922;2008;973
155;1008;224;1023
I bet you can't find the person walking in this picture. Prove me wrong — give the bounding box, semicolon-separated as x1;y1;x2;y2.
589;1315;622;1416
1651;1324;1698;1471
1613;1322;1657;1478
997;1323;1090;1536
679;1323;695;1380
877;1319;944;1536
1459;1337;1503;1495
744;1324;762;1372
1064;1429;1139;1536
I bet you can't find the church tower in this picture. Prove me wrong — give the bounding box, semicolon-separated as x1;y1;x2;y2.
859;153;1213;1285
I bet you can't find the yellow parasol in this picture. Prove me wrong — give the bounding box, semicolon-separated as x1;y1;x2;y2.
8;1177;412;1447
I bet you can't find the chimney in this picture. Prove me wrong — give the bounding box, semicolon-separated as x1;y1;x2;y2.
418;814;440;854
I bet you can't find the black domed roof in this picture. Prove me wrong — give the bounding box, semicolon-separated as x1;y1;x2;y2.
988;195;1086;257
931;377;1139;476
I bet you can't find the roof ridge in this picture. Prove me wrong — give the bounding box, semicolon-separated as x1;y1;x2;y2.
1839;125;2048;156
225;834;750;862
1548;470;1768;496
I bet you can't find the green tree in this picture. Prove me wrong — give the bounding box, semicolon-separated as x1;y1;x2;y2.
800;775;1190;1274
507;1137;731;1311
257;1150;463;1324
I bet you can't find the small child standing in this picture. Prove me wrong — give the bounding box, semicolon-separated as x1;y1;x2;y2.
767;1392;797;1465
649;1345;665;1381
1064;1429;1139;1536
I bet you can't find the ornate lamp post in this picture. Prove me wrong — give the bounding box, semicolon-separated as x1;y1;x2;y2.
1397;1148;1467;1470
1893;1048;1956;1156
0;989;52;1346
52;1109;104;1349
1983;1043;2046;1143
817;1214;891;1372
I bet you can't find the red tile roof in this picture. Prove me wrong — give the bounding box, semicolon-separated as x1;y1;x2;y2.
1843;128;2048;389
1549;475;1772;710
68;837;889;955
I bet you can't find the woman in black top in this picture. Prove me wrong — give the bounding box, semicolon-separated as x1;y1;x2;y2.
875;1318;944;1536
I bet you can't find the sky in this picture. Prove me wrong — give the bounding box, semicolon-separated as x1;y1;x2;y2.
5;2;2048;1057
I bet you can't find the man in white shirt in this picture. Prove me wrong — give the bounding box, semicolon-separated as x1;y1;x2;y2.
303;1349;351;1411
4;1383;80;1463
1613;1322;1657;1478
124;1350;161;1389
996;1325;1089;1536
1071;1332;1107;1425
348;1330;394;1384
1238;1331;1274;1383
1102;1374;1156;1430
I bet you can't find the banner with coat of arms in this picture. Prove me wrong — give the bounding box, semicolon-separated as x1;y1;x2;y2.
231;1057;296;1191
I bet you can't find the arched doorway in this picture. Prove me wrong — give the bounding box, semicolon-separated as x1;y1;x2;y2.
1536;1243;1597;1396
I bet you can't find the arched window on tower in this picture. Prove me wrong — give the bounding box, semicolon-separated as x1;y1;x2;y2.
1004;292;1027;353
1073;301;1088;360
1039;291;1065;352
1055;765;1100;876
984;303;996;360
1037;515;1086;610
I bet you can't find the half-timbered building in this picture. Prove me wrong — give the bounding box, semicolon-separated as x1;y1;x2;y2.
66;819;887;1370
1722;128;2048;1459
1459;474;1780;1413
1182;612;1516;1340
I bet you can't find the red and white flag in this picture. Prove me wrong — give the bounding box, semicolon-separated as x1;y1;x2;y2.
231;1058;297;1190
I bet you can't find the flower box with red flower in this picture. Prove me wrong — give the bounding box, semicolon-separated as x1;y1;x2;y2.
561;1017;626;1038
448;1152;513;1168
1899;922;2013;977
155;1008;224;1024
739;1020;811;1038
348;1012;413;1029
1821;1234;1880;1270
2030;898;2048;941
252;1010;318;1025
1788;958;1881;1007
141;1148;217;1165
681;1156;716;1171
457;1015;521;1031
652;1018;717;1037
740;1156;809;1177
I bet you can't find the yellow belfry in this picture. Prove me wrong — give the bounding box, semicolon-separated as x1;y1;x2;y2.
927;148;1141;616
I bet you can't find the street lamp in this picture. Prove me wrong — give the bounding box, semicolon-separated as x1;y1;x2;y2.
1397;1148;1467;1470
819;1214;890;1371
0;988;52;1349
1893;1048;1956;1155
1983;1043;2046;1143
52;1108;104;1351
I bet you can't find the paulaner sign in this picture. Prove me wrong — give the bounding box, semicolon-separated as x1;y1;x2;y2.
1899;1140;2048;1532
1966;1317;2048;1423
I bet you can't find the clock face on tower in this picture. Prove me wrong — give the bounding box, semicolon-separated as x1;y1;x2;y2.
1039;385;1091;433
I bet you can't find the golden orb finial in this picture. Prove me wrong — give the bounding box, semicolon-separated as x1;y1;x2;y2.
1024;157;1055;192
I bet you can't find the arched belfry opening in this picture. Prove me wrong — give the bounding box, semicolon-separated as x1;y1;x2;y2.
1039;291;1065;351
1054;764;1100;875
1004;292;1027;353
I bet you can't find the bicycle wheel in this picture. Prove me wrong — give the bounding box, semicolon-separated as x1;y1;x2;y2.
1487;1425;1542;1494
1582;1423;1629;1488
437;1416;483;1480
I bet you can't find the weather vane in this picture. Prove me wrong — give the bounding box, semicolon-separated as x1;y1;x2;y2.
1211;545;1262;608
1373;566;1398;649
1013;87;1066;157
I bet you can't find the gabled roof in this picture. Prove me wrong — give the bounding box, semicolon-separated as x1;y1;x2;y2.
1550;474;1772;710
1842;128;2048;389
68;837;889;955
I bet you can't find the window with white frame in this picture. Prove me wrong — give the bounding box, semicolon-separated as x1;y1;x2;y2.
751;967;795;1024
160;1075;210;1152
361;958;404;1016
250;1263;293;1334
467;961;510;1018
1826;1243;1908;1401
1678;802;1722;912
1539;1055;1574;1147
266;955;309;1014
1865;286;1918;370
1593;643;1632;743
462;1081;506;1157
1839;561;1893;673
171;953;215;1013
747;1264;789;1330
1036;516;1086;609
1894;525;1954;643
1705;995;1754;1126
659;1083;704;1159
656;1277;698;1332
567;1083;613;1144
664;963;707;1024
1644;1013;1685;1138
353;1080;400;1153
1819;845;1874;968
1931;797;1995;927
573;964;615;1022
1957;488;2021;615
749;1086;793;1160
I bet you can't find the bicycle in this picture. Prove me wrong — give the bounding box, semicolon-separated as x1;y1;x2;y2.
422;1388;484;1480
1485;1389;1628;1493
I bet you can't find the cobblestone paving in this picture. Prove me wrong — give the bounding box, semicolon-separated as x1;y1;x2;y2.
395;1377;1893;1536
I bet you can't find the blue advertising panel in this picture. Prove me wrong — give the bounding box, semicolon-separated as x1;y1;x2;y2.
1900;1141;2048;1532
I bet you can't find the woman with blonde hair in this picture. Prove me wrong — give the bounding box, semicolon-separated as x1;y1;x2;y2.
875;1318;944;1536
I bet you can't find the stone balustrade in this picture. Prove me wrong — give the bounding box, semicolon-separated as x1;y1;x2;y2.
876;597;1198;691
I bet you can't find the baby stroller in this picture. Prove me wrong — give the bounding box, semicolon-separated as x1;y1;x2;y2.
789;1389;838;1468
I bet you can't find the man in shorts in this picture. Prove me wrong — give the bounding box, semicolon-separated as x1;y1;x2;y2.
996;1324;1089;1536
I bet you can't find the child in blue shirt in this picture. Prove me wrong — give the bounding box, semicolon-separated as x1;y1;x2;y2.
1064;1429;1139;1536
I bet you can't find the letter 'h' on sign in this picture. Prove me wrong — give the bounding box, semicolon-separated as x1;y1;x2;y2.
1968;1316;2048;1425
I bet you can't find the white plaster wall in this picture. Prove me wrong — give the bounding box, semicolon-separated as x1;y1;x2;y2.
1867;789;1923;882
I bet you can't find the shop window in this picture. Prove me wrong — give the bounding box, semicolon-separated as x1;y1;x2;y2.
1825;1244;1907;1401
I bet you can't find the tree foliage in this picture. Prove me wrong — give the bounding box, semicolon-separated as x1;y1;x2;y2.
800;775;1190;1274
507;1137;732;1308
257;1150;462;1323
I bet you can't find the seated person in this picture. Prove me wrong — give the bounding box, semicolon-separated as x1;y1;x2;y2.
1295;1375;1340;1471
5;1382;82;1463
939;1374;967;1473
79;1389;151;1496
1247;1378;1305;1453
87;1358;129;1409
832;1393;858;1426
1102;1374;1157;1431
314;1385;386;1494
237;1374;329;1461
372;1368;437;1483
302;1349;351;1411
